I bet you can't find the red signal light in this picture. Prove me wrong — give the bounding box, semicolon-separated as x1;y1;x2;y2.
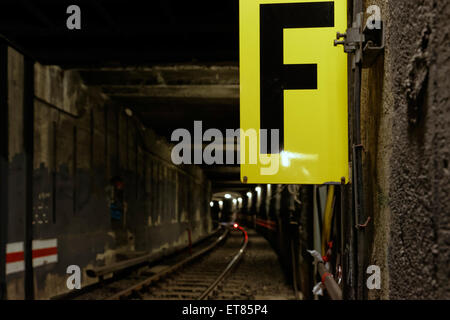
233;223;238;229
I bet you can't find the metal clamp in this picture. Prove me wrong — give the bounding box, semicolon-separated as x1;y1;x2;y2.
334;13;365;68
334;13;385;68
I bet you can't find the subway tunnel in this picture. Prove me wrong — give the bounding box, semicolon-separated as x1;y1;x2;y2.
0;0;449;305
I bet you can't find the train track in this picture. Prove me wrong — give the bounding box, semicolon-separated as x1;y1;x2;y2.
74;225;248;300
108;225;247;300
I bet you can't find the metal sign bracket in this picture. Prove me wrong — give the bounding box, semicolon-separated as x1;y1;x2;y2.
334;13;385;69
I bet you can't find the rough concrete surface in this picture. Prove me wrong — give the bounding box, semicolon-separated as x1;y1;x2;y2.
362;0;449;299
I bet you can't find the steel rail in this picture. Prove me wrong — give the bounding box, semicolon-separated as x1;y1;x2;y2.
197;226;249;300
105;228;229;300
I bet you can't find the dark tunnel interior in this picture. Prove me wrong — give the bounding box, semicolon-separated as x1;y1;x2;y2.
0;0;449;305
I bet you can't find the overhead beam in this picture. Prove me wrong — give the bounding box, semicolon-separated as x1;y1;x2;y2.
77;66;239;86
102;85;239;100
6;47;238;67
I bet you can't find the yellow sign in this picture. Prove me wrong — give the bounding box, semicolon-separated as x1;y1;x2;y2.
239;0;348;185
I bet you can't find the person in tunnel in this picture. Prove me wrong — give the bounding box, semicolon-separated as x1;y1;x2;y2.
106;176;128;247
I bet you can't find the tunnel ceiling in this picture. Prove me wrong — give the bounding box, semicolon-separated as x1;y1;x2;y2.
0;0;239;66
0;0;247;194
77;65;240;139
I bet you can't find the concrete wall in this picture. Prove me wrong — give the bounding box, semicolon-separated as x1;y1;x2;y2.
361;0;449;299
5;47;213;299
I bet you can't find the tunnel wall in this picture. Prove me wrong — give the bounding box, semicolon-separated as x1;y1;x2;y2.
5;47;213;299
360;0;449;299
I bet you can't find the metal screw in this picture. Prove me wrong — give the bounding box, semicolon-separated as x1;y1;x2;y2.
334;40;345;46
243;176;248;184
